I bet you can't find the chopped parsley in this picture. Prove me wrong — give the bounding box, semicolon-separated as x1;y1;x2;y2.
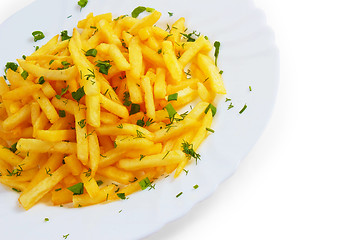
85;48;97;57
63;234;70;239
168;93;178;102
12;188;21;192
5;62;18;73
129;103;140;115
165;103;177;122
21;71;28;80
205;103;217;117
44;218;49;222
55;85;69;99
131;6;155;18
132;6;146;18
78;0;88;10
95;60;112;75
61;61;71;69
176;192;183;198
239;104;247;114
123;91;132;106
214;41;221;66
206;128;215;133
227;102;234;110
38;76;45;84
67;182;84;195
138;177;151;190
96;180;103;186
168;12;174;17
32;31;45;42
193;184;199;189
117;193;126;200
77;119;86;128
59;110;66;118
60;30;71;41
71;86;85;102
181;141;201;163
249;86;252;91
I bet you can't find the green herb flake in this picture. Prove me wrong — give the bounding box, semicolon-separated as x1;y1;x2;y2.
44;218;49;222
38;76;45;84
129;103;141;115
181;140;201;164
205;103;217;117
32;31;45;42
71;86;85;102
193;184;199;189
63;234;70;239
167;93;178;102
239;104;247;114
61;61;71;69
214;41;221;66
78;0;88;10
59;110;66;118
77;119;86;128
165;103;177;122
55;188;62;192
60;30;71;41
176;192;183;198
12;188;21;192
55;85;69;99
49;59;55;65
117;193;126;200
249;86;252;91
206;128;215;133
228;102;234;110
123;91;132;106
131;6;147;18
225;98;231;102
139;177;151;190
21;71;28;80
168;12;174;17
95;60;112;75
5;62;18;73
67;182;84;195
146;7;155;13
96;180;103;186
22;55;27;60
85;48;97;57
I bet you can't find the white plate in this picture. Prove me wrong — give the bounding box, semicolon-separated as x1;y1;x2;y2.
0;0;279;239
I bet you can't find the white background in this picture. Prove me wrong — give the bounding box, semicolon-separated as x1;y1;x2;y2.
1;0;360;239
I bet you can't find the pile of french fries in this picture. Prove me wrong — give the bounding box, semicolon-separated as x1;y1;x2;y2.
0;10;226;210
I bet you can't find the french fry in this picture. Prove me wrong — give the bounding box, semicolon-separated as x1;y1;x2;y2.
97;166;134;184
99;94;129;119
3;85;42;101
141;73;156;119
33;90;59;124
197;53;226;94
2;104;31;131
88;130;100;175
129;11;162;35
36;129;76;142
117;150;186;171
64;154;83;176
17;138;77;154
0;144;23;166
96;124;154;140
19;165;71;210
162;41;183;83
73;185;115;207
17;59;77;81
73;103;89;165
128;36;143;79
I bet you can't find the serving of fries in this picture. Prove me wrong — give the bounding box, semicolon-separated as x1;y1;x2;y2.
0;10;226;210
